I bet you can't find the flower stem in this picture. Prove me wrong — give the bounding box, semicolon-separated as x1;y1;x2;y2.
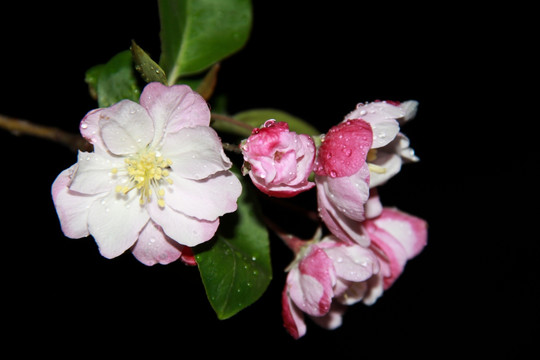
210;112;254;132
0;114;91;152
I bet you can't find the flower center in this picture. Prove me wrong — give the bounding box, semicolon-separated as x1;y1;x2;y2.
366;149;386;174
114;149;173;207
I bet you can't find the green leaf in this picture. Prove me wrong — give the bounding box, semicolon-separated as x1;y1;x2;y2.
235;108;321;136
194;170;271;320
86;50;141;108
158;0;252;84
130;40;168;85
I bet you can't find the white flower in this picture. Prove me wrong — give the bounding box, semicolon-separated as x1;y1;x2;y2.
52;83;242;265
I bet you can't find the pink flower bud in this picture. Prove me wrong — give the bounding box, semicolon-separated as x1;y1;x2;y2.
241;120;316;197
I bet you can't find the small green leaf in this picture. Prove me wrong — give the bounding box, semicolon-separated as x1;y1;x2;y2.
194;170;271;320
86;50;141;108
158;0;252;84
234;108;321;136
130;40;168;85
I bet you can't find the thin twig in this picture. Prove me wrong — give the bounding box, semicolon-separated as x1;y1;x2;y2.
211;112;254;131
0;114;90;152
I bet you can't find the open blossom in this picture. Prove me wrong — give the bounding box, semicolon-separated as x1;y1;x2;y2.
241;119;316;197
51;82;242;265
282;235;379;339
315;100;420;245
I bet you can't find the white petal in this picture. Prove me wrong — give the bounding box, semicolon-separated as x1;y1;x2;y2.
69;151;123;195
345;102;402;148
99;100;154;155
369;152;402;188
87;190;150;259
399;100;419;123
164;171;241;221
131;221;183;266
161;126;232;180
52;165;97;239
147;202;219;247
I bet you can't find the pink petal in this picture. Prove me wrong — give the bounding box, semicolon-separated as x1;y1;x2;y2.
374;208;428;259
282;285;306;339
87;190;150;259
99;100;154;155
139;83;210;146
161;126;232;180
165;171;241;221
131;221;183;266
250;174;315;198
315;119;373;177
52;165;95;239
288;247;336;317
364;209;426;289
147;202;220;247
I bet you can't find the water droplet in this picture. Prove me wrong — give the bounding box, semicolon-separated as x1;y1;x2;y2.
80;123;88;129
251;256;257;261
329;170;337;178
343;148;352;156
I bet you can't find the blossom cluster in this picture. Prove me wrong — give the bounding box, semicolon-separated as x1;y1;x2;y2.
241;100;427;338
51;82;426;339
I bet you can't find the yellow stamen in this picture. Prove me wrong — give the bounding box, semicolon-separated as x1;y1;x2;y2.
116;148;173;206
368;163;387;174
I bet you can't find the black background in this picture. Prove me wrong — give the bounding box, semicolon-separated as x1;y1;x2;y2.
0;1;536;356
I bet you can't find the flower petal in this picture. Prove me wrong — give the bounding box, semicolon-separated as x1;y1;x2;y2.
52;165;96;239
373;208;428;259
310;303;346;330
316;179;370;246
147;202;219;247
99;100;154;155
345;102;402;148
131;221;183;266
87;190;150;259
322;242;379;282
282;286;306;339
161;126;232;180
69;151;123;195
318;163;370;222
314;119;373;177
79;109;108;154
165;171;241;221
369;151;402;188
139;83;210;146
289;247;336;317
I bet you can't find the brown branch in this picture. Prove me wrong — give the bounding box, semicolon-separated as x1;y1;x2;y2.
0;114;91;152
